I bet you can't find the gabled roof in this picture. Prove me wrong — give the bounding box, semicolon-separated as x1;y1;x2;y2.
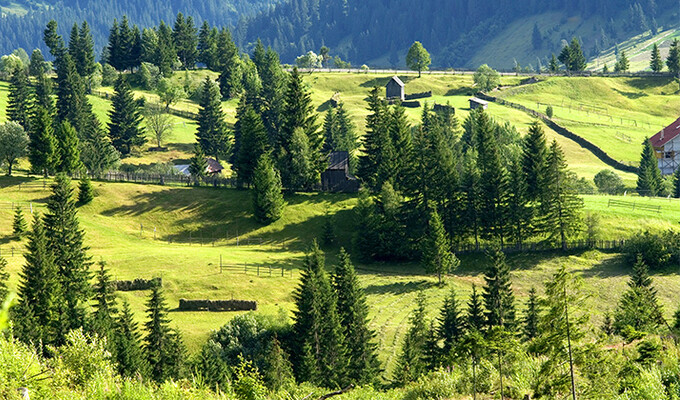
387;76;404;87
327;151;349;171
650;116;680;148
206;158;224;174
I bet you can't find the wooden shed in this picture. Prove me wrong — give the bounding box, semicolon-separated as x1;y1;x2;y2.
321;151;360;193
469;97;489;110
386;76;405;101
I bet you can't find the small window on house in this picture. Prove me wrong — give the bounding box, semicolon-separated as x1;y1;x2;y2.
665;151;676;159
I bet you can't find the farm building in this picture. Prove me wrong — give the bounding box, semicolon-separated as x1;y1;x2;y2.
650;117;680;175
386;76;405;101
321;151;360;193
469;97;489;110
173;158;225;176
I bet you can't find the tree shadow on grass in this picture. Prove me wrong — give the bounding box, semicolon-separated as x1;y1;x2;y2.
571;253;629;279
613;88;647;99
445;87;475;96
363;280;437;295
626;76;675;91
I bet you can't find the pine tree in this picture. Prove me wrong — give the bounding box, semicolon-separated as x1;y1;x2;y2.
198;21;218;69
173;13;198;69
196;77;230;161
91;261;117;339
258;47;286;146
332;248;380;384
80;126;120;178
188;143;207;185
7;67;33;131
15;214;62;347
461;153;482;249
650;43;663;73
0;256;8;301
614;50;630;72
12;206;27;238
507;158;533;245
541;140;583;250
667;38;680;77
108;75;146;155
234;104;269;187
291;241;347;387
54;52;94;137
483;247;516;330
287;127;315;190
78;174;94;204
55;121;82;174
394;291;429;384
438;288;464;358
466;284;486;332
115;300;147;378
28;106;57;177
357;87;391;191
70;21;96;78
523;287;540;340
34;72;55;116
614;256;664;335
279;68;323;186
321;212;336;247
217;43;243;99
475;109;508;244
637;138;663;196
144;284;177;382
29;49;47;77
262;336;295;390
252;153;285;224
388;103;413;189
549;54;559;73
522;121;548;202
421;206;458;284
333;103;359;171
44;174;92;334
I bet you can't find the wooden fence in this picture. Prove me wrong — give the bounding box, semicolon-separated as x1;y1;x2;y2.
453;239;626;255
91;90;199;120
608;199;662;213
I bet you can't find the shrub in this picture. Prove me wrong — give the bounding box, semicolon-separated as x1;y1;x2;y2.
623;230;676;270
594;169;625;194
49;328;115;389
402;369;459;400
546;105;553;118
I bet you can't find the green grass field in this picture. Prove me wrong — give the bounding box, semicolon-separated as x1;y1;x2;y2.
1;177;680;378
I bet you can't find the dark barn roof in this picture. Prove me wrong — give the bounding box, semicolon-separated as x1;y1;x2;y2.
388;76;405;87
327;151;350;171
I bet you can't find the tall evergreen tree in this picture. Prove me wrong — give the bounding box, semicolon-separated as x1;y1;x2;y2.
55;121;82;174
78;174;94;204
650;43;663;73
54;52;93;136
421;206;458;284
15;215;62;347
394;291;429;384
258;47;286;146
34;72;55;116
234;104;269;187
216;30;243;99
522;121;548;202
29;49;47;77
252;153;285;224
28;106;57;177
667;38;680;77
115;300;147;378
461;153;482;249
188;143;207;185
614;256;664;335
44;174;92;334
70;21;96;78
548;53;559;73
156;21;177;76
332;248;380;384
108;75;146;155
507;158;533;245
7;67;33;131
438;288;464;357
523;287;540;340
357;87;392;191
541;140;583;250
558;37;587;72
91;261;117;339
196;77;230;161
287;127;316;190
482;248;516;330
466;284;486;332
637;138;663;197
12;206;27;238
173;13;198;69
198;21;218;69
144;284;179;383
262;336;295;391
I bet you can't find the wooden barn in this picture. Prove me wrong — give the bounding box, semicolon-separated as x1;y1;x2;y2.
469;97;489;110
321;151;359;193
650;117;680;175
386;76;405;101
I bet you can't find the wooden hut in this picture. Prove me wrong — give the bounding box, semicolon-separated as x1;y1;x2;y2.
386;76;405;101
469;97;489;110
321;151;359;192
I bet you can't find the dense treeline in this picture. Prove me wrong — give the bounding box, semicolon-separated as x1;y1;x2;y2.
0;0;275;56
235;0;671;67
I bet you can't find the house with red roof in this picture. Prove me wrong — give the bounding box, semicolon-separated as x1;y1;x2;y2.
650;117;680;175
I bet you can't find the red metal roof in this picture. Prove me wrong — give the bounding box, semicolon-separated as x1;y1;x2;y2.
650;116;680;147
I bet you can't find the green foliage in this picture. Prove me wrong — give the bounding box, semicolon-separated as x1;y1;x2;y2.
650;43;663;73
395;292;429;384
558;37;587;72
108;74;146;155
77;174;94;205
234;103;269;187
357;87;392;191
321;212;336;247
0;256;8;302
28;106;57;177
80;126;120;178
55;121;82;174
614;256;664;335
594;169;625;194
437;288;464;358
196;76;230;161
637;138;664;196
667;38;680;77
421;206;458;284
252;153;285;224
614;50;630;73
674;166;680;198
156;78;186;110
188;143;208;185
7;67;32;131
12;206;27;239
233;356;267;400
172;13;198;69
144;284;182;382
0;121;28;176
406;41;431;77
473;64;500;92
623;230;677;270
50;328;115;388
482;248;516;330
545;105;553;118
523;287;540;340
115;300;147;378
90;261;117;339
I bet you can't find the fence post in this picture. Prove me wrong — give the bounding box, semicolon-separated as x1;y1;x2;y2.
220;255;222;274
244;263;247;274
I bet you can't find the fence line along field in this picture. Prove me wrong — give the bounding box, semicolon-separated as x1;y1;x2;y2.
2;177;680;378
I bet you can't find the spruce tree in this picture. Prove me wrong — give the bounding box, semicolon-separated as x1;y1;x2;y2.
548;54;559;73
44;174;92;333
0;256;8;301
395;291;429;384
15;214;62;347
188;144;207;186
650;43;663;73
466;284;486;332
388;104;412;187
12;206;27;238
217;51;243;99
252;153;285;224
438;288;464;357
70;21;96;78
235;104;269;187
91;261;117;340
507;158;533;245
461;153;482;249
198;21;218;69
667;38;680;77
7;67;33;131
172;13;198;69
196;77;230;161
421;206;458;285
357;87;391;191
28;106;57;177
483;248;516;330
291;241;347;387
116;300;147;378
54;52;94;137
334;103;359;171
322;107;337;153
34;72;55;116
258;47;286;146
523;287;540;340
78;174;94;204
262;336;295;390
55;121;82;174
144;284;177;383
614;256;664;335
332;248;380;384
541;140;583;250
29;49;47;77
637;138;663;196
287;127;316;190
108;75;146;155
321;213;336;247
522;121;548;202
